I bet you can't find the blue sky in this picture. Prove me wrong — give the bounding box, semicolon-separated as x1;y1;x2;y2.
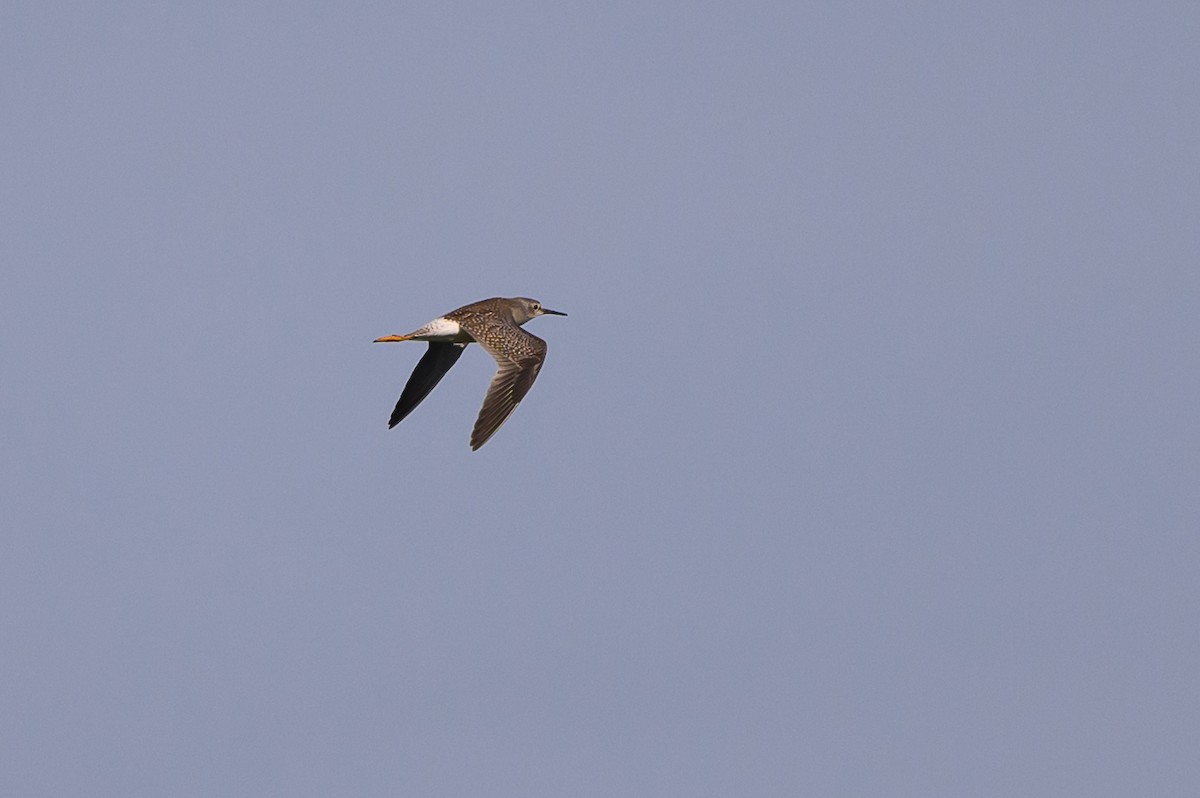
3;3;1198;795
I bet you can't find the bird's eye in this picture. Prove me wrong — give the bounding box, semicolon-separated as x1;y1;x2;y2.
533;303;540;311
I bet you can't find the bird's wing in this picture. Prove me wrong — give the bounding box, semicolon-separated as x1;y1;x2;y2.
388;342;467;429
455;315;548;450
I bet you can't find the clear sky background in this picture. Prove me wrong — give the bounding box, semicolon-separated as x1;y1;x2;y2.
3;3;1198;795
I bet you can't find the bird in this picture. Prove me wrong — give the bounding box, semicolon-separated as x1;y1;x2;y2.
374;297;567;450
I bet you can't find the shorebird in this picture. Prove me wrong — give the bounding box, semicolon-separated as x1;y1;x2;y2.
374;297;567;450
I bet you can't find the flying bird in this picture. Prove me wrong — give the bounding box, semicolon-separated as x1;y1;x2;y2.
374;297;566;450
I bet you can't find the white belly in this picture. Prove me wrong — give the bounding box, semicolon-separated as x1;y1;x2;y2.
407;316;475;343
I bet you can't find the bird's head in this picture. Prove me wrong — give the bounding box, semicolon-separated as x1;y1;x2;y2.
512;297;567;324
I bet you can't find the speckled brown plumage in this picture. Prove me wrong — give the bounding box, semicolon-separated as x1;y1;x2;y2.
374;297;566;450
